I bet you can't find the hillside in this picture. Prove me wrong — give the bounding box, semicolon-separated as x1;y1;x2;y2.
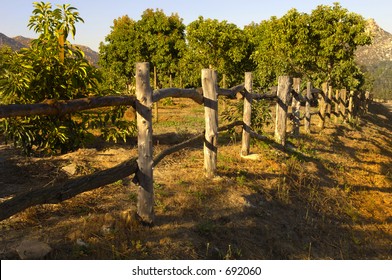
0;32;99;66
355;19;392;99
356;19;392;65
0;33;25;51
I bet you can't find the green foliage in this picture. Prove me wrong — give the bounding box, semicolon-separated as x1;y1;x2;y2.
86;107;137;143
99;4;372;92
182;17;254;87
99;9;186;91
28;2;83;41
245;10;313;88
221;99;272;134
0;2;135;155
363;61;392;99
2;115;87;154
246;3;371;90
308;3;371;88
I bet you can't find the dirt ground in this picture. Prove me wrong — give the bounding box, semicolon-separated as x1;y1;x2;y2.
0;99;391;259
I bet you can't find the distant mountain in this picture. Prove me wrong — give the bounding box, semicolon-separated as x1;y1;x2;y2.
12;35;33;48
75;45;99;66
355;19;392;99
0;33;25;51
356;19;392;65
0;32;99;66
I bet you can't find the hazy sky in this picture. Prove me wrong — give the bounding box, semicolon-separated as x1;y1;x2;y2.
1;0;392;51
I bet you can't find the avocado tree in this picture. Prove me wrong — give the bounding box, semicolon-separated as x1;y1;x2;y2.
247;3;371;89
0;2;133;155
308;3;371;88
182;17;254;87
245;9;313;88
99;9;186;91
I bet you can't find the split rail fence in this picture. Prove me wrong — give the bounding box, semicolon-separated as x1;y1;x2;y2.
0;62;371;224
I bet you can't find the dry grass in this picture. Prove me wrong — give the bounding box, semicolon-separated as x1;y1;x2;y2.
0;99;391;259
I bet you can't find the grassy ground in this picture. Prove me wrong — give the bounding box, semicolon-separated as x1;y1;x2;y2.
0;99;391;259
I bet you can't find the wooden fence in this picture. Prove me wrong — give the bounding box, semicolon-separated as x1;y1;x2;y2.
0;62;371;224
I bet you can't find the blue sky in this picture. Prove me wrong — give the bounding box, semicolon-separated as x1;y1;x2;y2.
1;0;392;51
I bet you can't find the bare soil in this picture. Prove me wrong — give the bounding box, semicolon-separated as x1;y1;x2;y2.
0;100;391;259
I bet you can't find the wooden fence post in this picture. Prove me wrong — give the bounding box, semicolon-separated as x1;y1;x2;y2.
221;74;227;111
326;85;333;119
291;78;301;136
154;66;159;123
135;62;154;224
334;89;340;124
318;82;328;129
241;72;253;156
274;76;292;146
202;69;218;178
305;82;312;134
348;90;354;121
365;91;370;113
340;88;347;120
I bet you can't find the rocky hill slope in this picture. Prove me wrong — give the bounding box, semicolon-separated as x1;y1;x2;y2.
356;19;392;99
0;33;25;51
356;19;392;65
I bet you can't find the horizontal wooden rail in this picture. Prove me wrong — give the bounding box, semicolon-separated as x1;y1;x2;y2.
153;120;243;167
217;84;245;98
153;88;204;104
0;96;136;119
0;157;139;221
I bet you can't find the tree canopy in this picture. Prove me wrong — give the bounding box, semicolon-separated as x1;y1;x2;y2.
100;3;371;91
247;3;371;89
99;9;186;91
182;16;254;87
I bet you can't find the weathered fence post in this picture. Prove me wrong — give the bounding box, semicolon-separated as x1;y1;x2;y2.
348;90;354;122
340;88;347;120
334;89;340;124
291;78;301;136
202;69;218;178
326;85;333;119
135;62;154;224
305;82;312;134
274;76;293;146
318;82;328;129
241;72;253;156
221;74;228;111
365;91;370;113
154;66;159;123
